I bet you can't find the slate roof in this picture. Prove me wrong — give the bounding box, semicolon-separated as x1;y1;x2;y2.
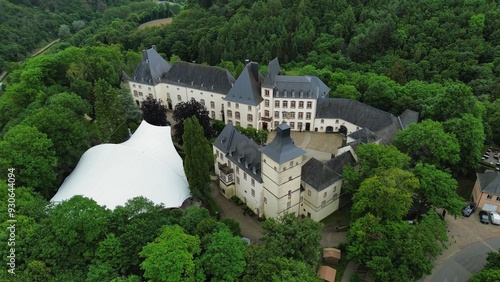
316;98;395;132
273;75;330;99
477;171;500;196
213;123;262;182
301;151;355;192
129;47;171;85
224;62;263;106
262;57;281;87
347;128;378;144
259;123;305;164
399;109;420;128
162;61;235;94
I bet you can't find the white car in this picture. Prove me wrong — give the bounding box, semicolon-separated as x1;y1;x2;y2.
489;212;500;225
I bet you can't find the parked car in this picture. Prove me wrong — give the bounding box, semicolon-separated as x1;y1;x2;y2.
490;212;500;225
479;211;489;224
462;204;476;217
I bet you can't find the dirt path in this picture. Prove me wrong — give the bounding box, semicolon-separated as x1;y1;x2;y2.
31;38;60;57
138;18;173;30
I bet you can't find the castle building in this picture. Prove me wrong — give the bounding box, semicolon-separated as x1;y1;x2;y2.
126;46;419;221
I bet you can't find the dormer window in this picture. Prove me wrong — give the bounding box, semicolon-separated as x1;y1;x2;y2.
221;137;226;143
291;90;295;97
283;90;287;97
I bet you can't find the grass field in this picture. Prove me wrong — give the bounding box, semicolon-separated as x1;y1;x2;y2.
138;18;173;30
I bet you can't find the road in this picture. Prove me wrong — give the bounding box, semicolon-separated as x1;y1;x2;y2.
425;237;500;282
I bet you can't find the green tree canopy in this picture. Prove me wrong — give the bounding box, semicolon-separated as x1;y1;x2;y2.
140;225;202;282
393;119;460;170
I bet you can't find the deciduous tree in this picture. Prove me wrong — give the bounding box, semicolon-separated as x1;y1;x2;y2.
173;100;214;144
140;96;169;126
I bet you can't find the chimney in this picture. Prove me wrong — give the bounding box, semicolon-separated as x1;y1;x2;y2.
244;59;250;65
152;45;157;50
142;50;148;60
250;62;259;81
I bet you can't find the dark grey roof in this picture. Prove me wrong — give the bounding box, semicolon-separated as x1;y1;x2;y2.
162;61;235;94
316;98;395;132
398;109;420;129
224;62;263;106
301;151;355;191
477;171;500;196
259;123;305;164
262;58;281;87
301;158;338;191
213;123;262;182
348;128;378;144
130;47;171;85
273;75;330;99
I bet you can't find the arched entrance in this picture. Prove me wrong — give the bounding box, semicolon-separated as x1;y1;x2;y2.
167;98;173;110
339;125;348;135
325;126;334;133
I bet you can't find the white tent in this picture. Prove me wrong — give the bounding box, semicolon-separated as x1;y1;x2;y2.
51;121;191;209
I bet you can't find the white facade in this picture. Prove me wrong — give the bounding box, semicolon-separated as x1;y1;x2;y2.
300;180;342;222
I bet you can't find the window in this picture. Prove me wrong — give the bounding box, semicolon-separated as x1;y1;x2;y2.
299;90;303;98
283;101;288;108
287;201;291;208
282;112;288;119
264;197;267;204
133;84;136;88
496;196;500;201
306;112;311;119
324;192;327;198
289;176;292;181
139;85;142;89
321;119;324;124
237;177;240;184
336;119;339;124
288;190;291;199
247;114;253;122
210;101;215;109
321;200;326;207
265;99;270;107
251;179;255;187
298;122;303;129
265;89;270;97
177;95;182;101
274;121;279;128
211;111;215;119
275;100;280;107
308;190;311;196
133;90;138;97
290;122;295;129
265;110;270;117
139;92;144;96
251;188;255;196
488;195;493;199
298;112;303;119
291;101;296;108
290;161;293;168
235;112;240;120
283;90;287;97
220;152;224;160
290;112;295;119
236;121;240;126
148;87;151;90
299;101;304;108
236;167;239;174
227;110;232;118
235;103;239;109
275;111;280;118
200;99;205;106
248;105;251;111
307;101;312;109
291;90;295;98
244;173;247;180
227;102;231;107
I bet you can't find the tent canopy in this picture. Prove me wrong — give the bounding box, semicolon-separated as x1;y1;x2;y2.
51;121;190;209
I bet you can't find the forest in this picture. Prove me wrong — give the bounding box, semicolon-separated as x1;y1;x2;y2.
0;0;500;280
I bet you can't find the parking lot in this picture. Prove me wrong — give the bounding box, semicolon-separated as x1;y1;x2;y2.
481;148;500;171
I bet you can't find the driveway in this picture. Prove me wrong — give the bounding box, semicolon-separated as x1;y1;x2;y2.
423;211;500;281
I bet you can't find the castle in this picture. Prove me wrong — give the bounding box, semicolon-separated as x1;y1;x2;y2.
125;46;419;221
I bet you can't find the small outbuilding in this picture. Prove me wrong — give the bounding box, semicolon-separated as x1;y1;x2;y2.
323;247;342;264
317;266;337;282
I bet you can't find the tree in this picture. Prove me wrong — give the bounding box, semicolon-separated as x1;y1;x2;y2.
443;114;485;174
58;24;71;39
179;206;212;235
0;125;58;197
343;143;410;194
393;119;460;170
86;233;123;282
262;213;323;267
140;96;169;126
423;83;482;121
347;212;447;282
412;163;464;216
201;229;246;281
173;100;214;144
140;225;202;282
183;116;214;200
27;196;110;275
352;168;419;221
